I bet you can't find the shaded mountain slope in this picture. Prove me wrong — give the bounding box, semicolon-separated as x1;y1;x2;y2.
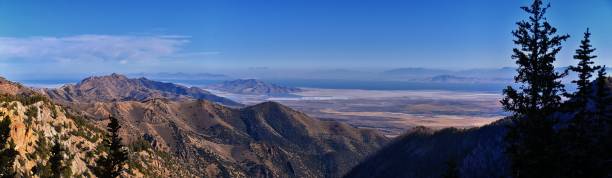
344;119;511;178
74;99;388;178
44;73;241;107
345;78;612;178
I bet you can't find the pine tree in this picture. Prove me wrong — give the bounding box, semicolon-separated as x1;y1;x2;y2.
568;28;601;109
33;136;52;178
594;67;608;117
0;115;17;178
48;139;69;178
501;0;569;177
558;29;604;177
594;67;612;175
93;116;128;178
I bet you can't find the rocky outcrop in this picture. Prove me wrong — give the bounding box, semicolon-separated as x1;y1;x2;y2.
0;99;197;177
0;77;199;177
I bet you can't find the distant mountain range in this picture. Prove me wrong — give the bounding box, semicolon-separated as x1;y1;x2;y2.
382;66;612;83
222;67;517;84
383;67;452;77
430;75;478;83
206;79;303;95
18;67;611;90
382;67;515;83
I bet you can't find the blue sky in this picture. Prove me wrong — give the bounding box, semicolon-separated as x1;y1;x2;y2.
0;0;611;79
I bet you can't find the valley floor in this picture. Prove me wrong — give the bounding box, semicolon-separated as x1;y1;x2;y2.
208;88;506;137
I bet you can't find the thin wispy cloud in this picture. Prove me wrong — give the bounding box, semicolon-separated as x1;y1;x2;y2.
0;35;195;63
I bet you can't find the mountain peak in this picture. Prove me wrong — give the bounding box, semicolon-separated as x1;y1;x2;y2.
248;101;286;110
79;73;130;85
237;78;260;83
110;72;128;79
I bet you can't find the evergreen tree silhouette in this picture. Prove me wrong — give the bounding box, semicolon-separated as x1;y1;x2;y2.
501;0;569;177
593;67;612;176
93;115;128;178
594;67;608;117
567;28;601;109
560;30;606;176
0;115;16;178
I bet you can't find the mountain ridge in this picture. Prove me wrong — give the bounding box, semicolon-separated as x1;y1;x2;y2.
33;74;389;177
43;73;242;107
73;98;388;177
